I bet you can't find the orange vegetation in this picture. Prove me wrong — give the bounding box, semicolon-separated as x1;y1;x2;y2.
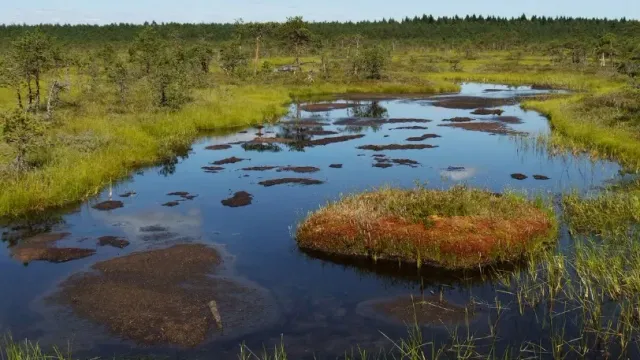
296;188;555;269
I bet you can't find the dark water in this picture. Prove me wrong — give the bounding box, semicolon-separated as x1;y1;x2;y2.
0;84;624;359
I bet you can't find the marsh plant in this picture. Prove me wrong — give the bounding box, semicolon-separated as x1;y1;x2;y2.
296;185;557;269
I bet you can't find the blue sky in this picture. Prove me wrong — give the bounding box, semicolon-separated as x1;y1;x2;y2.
3;0;639;25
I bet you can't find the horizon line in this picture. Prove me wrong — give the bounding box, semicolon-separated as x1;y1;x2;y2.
1;13;639;27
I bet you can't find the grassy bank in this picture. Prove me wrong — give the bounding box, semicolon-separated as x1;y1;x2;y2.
523;89;640;170
423;67;640;169
3;48;639;218
296;186;557;269
0;79;457;218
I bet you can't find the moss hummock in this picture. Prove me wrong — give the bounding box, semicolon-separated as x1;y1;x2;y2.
296;186;556;270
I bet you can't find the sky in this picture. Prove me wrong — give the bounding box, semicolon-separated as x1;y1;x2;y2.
2;0;639;25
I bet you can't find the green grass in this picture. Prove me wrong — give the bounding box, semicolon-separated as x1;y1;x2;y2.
523;90;640;170
1;49;639;221
0;337;68;360
0;78;456;218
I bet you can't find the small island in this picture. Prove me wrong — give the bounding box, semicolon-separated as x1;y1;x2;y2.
296;186;556;269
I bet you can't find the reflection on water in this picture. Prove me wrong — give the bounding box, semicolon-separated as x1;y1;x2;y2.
0;83;627;359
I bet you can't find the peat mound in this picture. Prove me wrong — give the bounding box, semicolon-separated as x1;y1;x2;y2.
212;157;247;165
93;201;124;211
10;232;95;264
242;166;277;171
406;134;441;142
52;244;277;347
392;126;429;130
304;134;365;147
205;144;232;151
358;144;437;151
296;186;556;269
259;178;324;187
277;166;321;174
98;236;130;249
442;117;474;123
221;191;253;207
471;108;504;116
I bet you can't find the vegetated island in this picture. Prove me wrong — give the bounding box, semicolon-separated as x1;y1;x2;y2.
296;185;557;269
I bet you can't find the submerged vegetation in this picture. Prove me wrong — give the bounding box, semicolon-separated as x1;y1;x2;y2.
296;186;556;269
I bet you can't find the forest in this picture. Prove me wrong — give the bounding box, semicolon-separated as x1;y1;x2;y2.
1;15;639;48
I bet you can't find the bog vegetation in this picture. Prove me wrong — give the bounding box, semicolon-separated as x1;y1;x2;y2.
1;13;640;359
296;186;556;269
0;16;639;216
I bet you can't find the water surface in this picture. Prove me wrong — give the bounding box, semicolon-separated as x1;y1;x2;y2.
0;83;623;359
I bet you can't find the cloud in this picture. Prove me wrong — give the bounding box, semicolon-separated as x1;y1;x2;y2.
440;167;477;181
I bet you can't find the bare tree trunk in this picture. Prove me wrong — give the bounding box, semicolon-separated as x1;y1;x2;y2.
119;82;126;107
15;86;23;110
46;80;67;121
601;53;606;67
35;71;41;110
66;67;71;92
254;36;261;75
160;86;167;106
322;56;327;76
27;74;33;108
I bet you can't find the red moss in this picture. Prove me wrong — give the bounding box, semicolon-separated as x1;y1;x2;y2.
296;192;554;269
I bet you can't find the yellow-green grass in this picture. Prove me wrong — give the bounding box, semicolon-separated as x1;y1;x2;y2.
296;186;557;270
426;71;625;92
0;80;457;218
523;95;640;170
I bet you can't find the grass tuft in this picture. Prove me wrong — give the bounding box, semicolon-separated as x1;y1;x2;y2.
296;185;557;269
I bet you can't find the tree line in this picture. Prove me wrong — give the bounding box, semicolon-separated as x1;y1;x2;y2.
0;15;638;50
0;15;639;172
